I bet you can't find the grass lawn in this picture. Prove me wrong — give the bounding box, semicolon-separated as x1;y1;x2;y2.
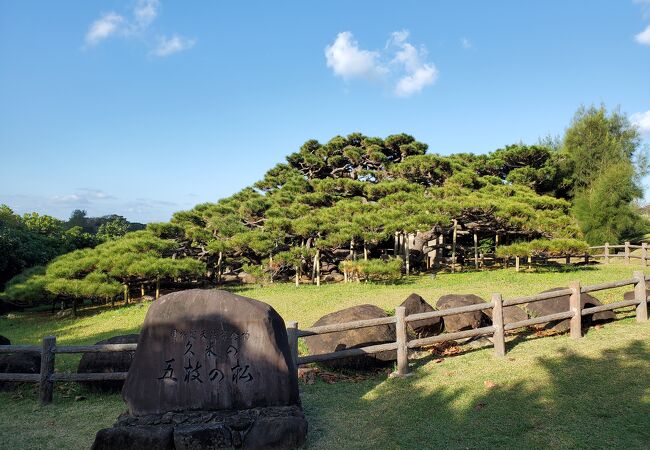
1;263;649;449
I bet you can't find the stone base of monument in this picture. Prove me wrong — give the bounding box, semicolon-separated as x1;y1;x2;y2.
92;405;307;450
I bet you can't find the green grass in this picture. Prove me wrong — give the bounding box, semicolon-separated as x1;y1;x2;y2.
1;263;649;449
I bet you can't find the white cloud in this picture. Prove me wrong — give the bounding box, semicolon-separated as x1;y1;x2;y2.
389;30;438;97
635;25;650;45
134;0;159;28
84;0;195;57
325;32;385;80
85;12;125;46
461;37;472;49
151;34;196;57
631;110;650;136
324;30;438;97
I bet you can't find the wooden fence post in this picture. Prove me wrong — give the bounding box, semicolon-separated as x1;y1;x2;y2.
492;294;506;357
395;306;410;376
633;271;648;322
565;255;570;265
625;241;630;264
39;336;56;405
643;243;648;267
451;219;457;273
286;322;299;379
569;281;582;339
604;243;609;264
474;231;479;269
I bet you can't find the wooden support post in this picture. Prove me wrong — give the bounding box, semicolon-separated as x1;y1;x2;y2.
474;231;479;269
565;255;570;265
604;243;609;264
404;234;410;276
492;294;506;357
39;336;56;405
155;279;160;299
515;256;520;272
569;281;582;339
315;250;320;286
643;243;648;267
625;241;630;264
394;232;398;256
294;266;299;287
633;270;648;322
451;219;457;273
286;322;299;379
395;306;410;376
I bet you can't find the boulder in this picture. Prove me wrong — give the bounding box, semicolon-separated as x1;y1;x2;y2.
0;350;40;390
322;272;344;283
304;304;396;370
623;289;650;302
399;293;442;337
93;289;307;449
436;294;489;332
525;288;616;332
77;334;138;393
92;426;173;450
482;304;528;326
0;335;10;346
237;272;257;284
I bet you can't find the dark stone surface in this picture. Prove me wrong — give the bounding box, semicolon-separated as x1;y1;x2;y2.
91;425;174;450
0;335;10;346
623;289;650;302
399;293;442;337
0;351;40;390
526;288;616;332
78;334;138;393
481;303;528;325
436;294;488;332
123;289;299;416
93;406;307;450
304;304;396;370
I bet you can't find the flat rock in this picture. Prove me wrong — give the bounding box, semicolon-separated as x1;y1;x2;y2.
399;293;442;337
304;304;396;370
623;289;650;302
481;303;528;325
77;334;138;393
436;294;488;332
0;351;40;390
123;289;299;416
91;425;174;450
526;288;616;332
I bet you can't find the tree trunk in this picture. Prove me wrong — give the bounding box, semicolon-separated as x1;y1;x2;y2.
515;256;520;272
141;284;145;298
474;231;479;269
123;284;129;305
155;279;160;299
72;299;77;317
404;234;410;275
363;243;368;261
315;250;321;286
269;253;274;283
217;251;223;284
452;220;458;273
295;266;299;287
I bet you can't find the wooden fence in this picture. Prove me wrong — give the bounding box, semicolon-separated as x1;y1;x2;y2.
1;270;648;404
285;270;649;377
589;242;649;264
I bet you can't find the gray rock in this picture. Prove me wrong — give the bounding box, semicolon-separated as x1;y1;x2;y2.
399;293;442;337
0;335;10;346
304;304;396;370
0;351;40;390
526;288;616;332
91;426;173;450
123;289;299;416
436;294;488;332
77;334;138;393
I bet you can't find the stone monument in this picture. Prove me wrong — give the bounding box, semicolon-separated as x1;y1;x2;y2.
92;289;308;449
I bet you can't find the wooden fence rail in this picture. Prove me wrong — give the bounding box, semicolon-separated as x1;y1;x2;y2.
288;270;649;377
1;271;649;404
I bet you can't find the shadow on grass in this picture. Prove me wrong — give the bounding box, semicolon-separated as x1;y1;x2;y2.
302;340;650;449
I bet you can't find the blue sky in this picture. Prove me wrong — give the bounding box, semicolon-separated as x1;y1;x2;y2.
1;0;649;223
